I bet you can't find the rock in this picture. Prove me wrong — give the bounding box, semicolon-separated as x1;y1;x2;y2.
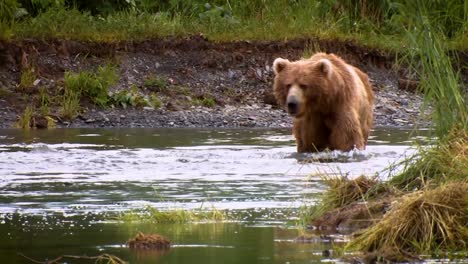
263;91;277;106
166;102;183;112
398;78;419;92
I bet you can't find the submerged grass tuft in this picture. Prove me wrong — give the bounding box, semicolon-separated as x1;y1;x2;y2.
120;206;225;224
347;182;468;257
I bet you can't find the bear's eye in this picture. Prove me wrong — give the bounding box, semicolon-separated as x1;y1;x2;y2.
299;84;308;89
285;84;292;89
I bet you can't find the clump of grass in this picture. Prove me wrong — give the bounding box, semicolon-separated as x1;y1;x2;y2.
399;0;467;137
173;85;191;96
15;105;34;129
38;86;50;115
143;75;168;92
18;68;36;91
0;0;17;39
390;129;468;191
149;93;162;108
323;175;379;209
348;182;468;258
308;175;381;220
59;84;81;119
193;96;216;108
120;206;225;224
110;85;149;108
64;64;118;107
302;42;323;58
0;87;13;98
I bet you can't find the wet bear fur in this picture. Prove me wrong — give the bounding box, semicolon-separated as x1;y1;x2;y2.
273;52;374;153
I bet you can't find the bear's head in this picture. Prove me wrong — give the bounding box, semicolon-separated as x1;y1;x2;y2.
272;53;343;118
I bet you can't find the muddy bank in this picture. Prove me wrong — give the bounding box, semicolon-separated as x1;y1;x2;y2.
0;37;432;129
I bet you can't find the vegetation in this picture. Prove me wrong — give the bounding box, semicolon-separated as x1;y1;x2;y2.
390;129;468;191
64;64;118;107
348;182;468;258
15;105;33;129
143;75;168;92
193;96;216;108
18;67;36;91
0;0;464;51
119;206;225;224
302;0;467;261
111;85;150;108
58;64;117;119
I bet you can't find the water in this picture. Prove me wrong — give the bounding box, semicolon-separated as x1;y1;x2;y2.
0;128;425;263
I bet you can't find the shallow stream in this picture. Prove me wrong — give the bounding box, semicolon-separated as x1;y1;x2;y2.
0;128;425;263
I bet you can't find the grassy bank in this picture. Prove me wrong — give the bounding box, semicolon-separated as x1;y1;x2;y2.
305;1;467;261
1;1;467;52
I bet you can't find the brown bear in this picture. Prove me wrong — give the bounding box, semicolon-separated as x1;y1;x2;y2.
273;52;374;153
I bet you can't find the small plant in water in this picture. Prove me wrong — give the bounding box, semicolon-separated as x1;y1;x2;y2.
120;206;225;224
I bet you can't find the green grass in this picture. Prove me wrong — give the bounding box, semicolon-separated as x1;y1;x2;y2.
399;3;467;137
303;2;467;259
38;86;50;115
193;96;216;108
6;2;466;51
59;83;81;119
12;8;186;42
119;206;225;224
390;129;468;191
149;93;162;108
143;75;168;92
64;64;118;107
15;105;33;129
110;85;151;109
0;86;13;98
18;68;36;91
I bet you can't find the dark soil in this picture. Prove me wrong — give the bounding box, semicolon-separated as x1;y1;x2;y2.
0;37;433;129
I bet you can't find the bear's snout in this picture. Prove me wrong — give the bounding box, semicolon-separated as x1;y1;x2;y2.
287;96;300;116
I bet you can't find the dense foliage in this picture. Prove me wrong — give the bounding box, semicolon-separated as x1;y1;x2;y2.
1;0;466;47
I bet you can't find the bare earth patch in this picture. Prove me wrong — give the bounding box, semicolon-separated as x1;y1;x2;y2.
0;37;433;128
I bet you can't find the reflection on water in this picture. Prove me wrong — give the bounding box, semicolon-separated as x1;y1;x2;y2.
0;128;430;263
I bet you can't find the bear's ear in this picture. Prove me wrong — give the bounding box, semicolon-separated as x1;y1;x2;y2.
317;59;333;77
273;58;289;74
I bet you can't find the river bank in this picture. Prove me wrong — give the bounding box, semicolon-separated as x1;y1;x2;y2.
0;38;431;129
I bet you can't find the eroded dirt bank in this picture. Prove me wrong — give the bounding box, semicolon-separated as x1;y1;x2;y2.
0;37;432;129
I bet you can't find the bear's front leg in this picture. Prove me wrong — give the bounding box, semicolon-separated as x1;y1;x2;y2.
328;112;365;151
293;121;307;152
